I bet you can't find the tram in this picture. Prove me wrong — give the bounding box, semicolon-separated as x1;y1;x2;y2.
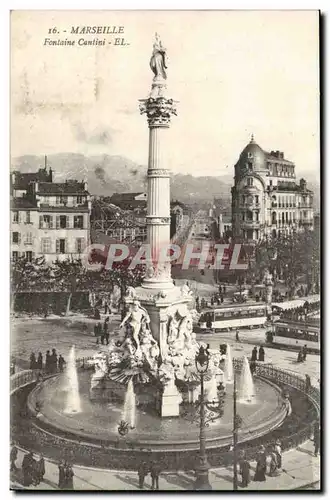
197;303;268;332
270;319;320;353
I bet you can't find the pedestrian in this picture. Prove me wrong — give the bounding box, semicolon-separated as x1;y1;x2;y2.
22;452;34;486
251;346;258;362
58;354;65;372
36;454;45;484
236;329;240;342
10;443;18;472
253;446;267;482
150;461;161;490
238;452;251;488
268;446;279;477
220;294;224;304
30;352;37;370
58;460;66;489
297;348;303;363
94;323;102;345
305;374;311;392
302;344;308;362
104;317;110;345
258;346;265;362
45;350;51;373
274;440;282;469
37;352;43;370
94;307;101;320
313;424;320;457
51;348;58;373
64;463;74;489
138;461;149;489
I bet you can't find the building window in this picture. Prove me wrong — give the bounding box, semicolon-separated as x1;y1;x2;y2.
25;251;33;262
44;196;50;205
247;177;253;187
74;215;84;229
255;212;259;222
272;212;277;224
303;211;307;218
269;180;273;187
12;251;18;261
285;212;289;223
60;215;67;229
13;212;18;223
25;232;33;245
241;195;246;204
248;162;253;172
282;213;285;223
255;195;259;205
41;238;51;253
12;232;20;244
41;215;53;228
76;238;84;253
77;195;83;204
58;239;66;254
247;210;253;221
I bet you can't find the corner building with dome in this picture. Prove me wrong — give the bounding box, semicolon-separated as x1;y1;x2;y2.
231;136;314;242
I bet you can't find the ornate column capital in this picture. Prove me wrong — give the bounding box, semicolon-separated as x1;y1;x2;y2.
139;97;178;128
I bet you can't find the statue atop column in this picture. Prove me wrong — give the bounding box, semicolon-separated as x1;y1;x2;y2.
150;32;167;82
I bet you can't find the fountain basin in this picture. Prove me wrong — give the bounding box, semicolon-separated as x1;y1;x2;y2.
27;370;287;451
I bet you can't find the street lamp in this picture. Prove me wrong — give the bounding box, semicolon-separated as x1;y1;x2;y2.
194;345;211;490
192;345;226;490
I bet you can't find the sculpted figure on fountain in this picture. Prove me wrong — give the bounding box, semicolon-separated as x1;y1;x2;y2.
120;300;150;352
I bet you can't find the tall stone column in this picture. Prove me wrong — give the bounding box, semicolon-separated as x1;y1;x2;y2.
139;96;177;289
124;34;194;417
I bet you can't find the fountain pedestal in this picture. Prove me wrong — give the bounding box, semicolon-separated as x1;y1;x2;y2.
160;379;183;417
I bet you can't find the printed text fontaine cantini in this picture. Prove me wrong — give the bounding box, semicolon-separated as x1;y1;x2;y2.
44;26;127;46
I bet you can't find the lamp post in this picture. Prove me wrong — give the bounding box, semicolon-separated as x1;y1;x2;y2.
232;368;243;491
195;345;211;490
233;371;238;491
192;345;226;491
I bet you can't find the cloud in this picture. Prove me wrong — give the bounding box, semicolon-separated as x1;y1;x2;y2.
72;122;114;146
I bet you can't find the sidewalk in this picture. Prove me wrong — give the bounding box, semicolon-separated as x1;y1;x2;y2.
10;440;320;491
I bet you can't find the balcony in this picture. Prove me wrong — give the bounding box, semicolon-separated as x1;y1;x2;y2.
241;221;261;229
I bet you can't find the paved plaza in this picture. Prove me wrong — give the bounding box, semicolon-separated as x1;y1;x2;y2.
11;441;320;491
11;315;321;385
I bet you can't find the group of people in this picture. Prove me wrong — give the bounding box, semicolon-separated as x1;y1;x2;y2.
94;316;110;345
58;460;74;489
251;346;265;362
297;344;308;363
239;441;283;487
10;445;45;487
30;349;66;373
138;461;162;490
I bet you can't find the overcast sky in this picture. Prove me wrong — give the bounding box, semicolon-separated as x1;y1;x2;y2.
11;10;319;178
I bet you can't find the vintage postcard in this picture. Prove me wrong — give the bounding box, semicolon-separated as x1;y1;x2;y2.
10;10;320;491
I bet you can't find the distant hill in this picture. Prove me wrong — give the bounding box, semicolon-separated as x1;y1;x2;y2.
11;153;232;204
11;153;319;208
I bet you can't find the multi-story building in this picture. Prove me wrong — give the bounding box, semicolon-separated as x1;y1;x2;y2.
11;166;91;262
231;136;314;241
170;201;191;238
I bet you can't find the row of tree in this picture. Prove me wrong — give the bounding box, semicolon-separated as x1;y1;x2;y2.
11;256;145;313
240;228;320;297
